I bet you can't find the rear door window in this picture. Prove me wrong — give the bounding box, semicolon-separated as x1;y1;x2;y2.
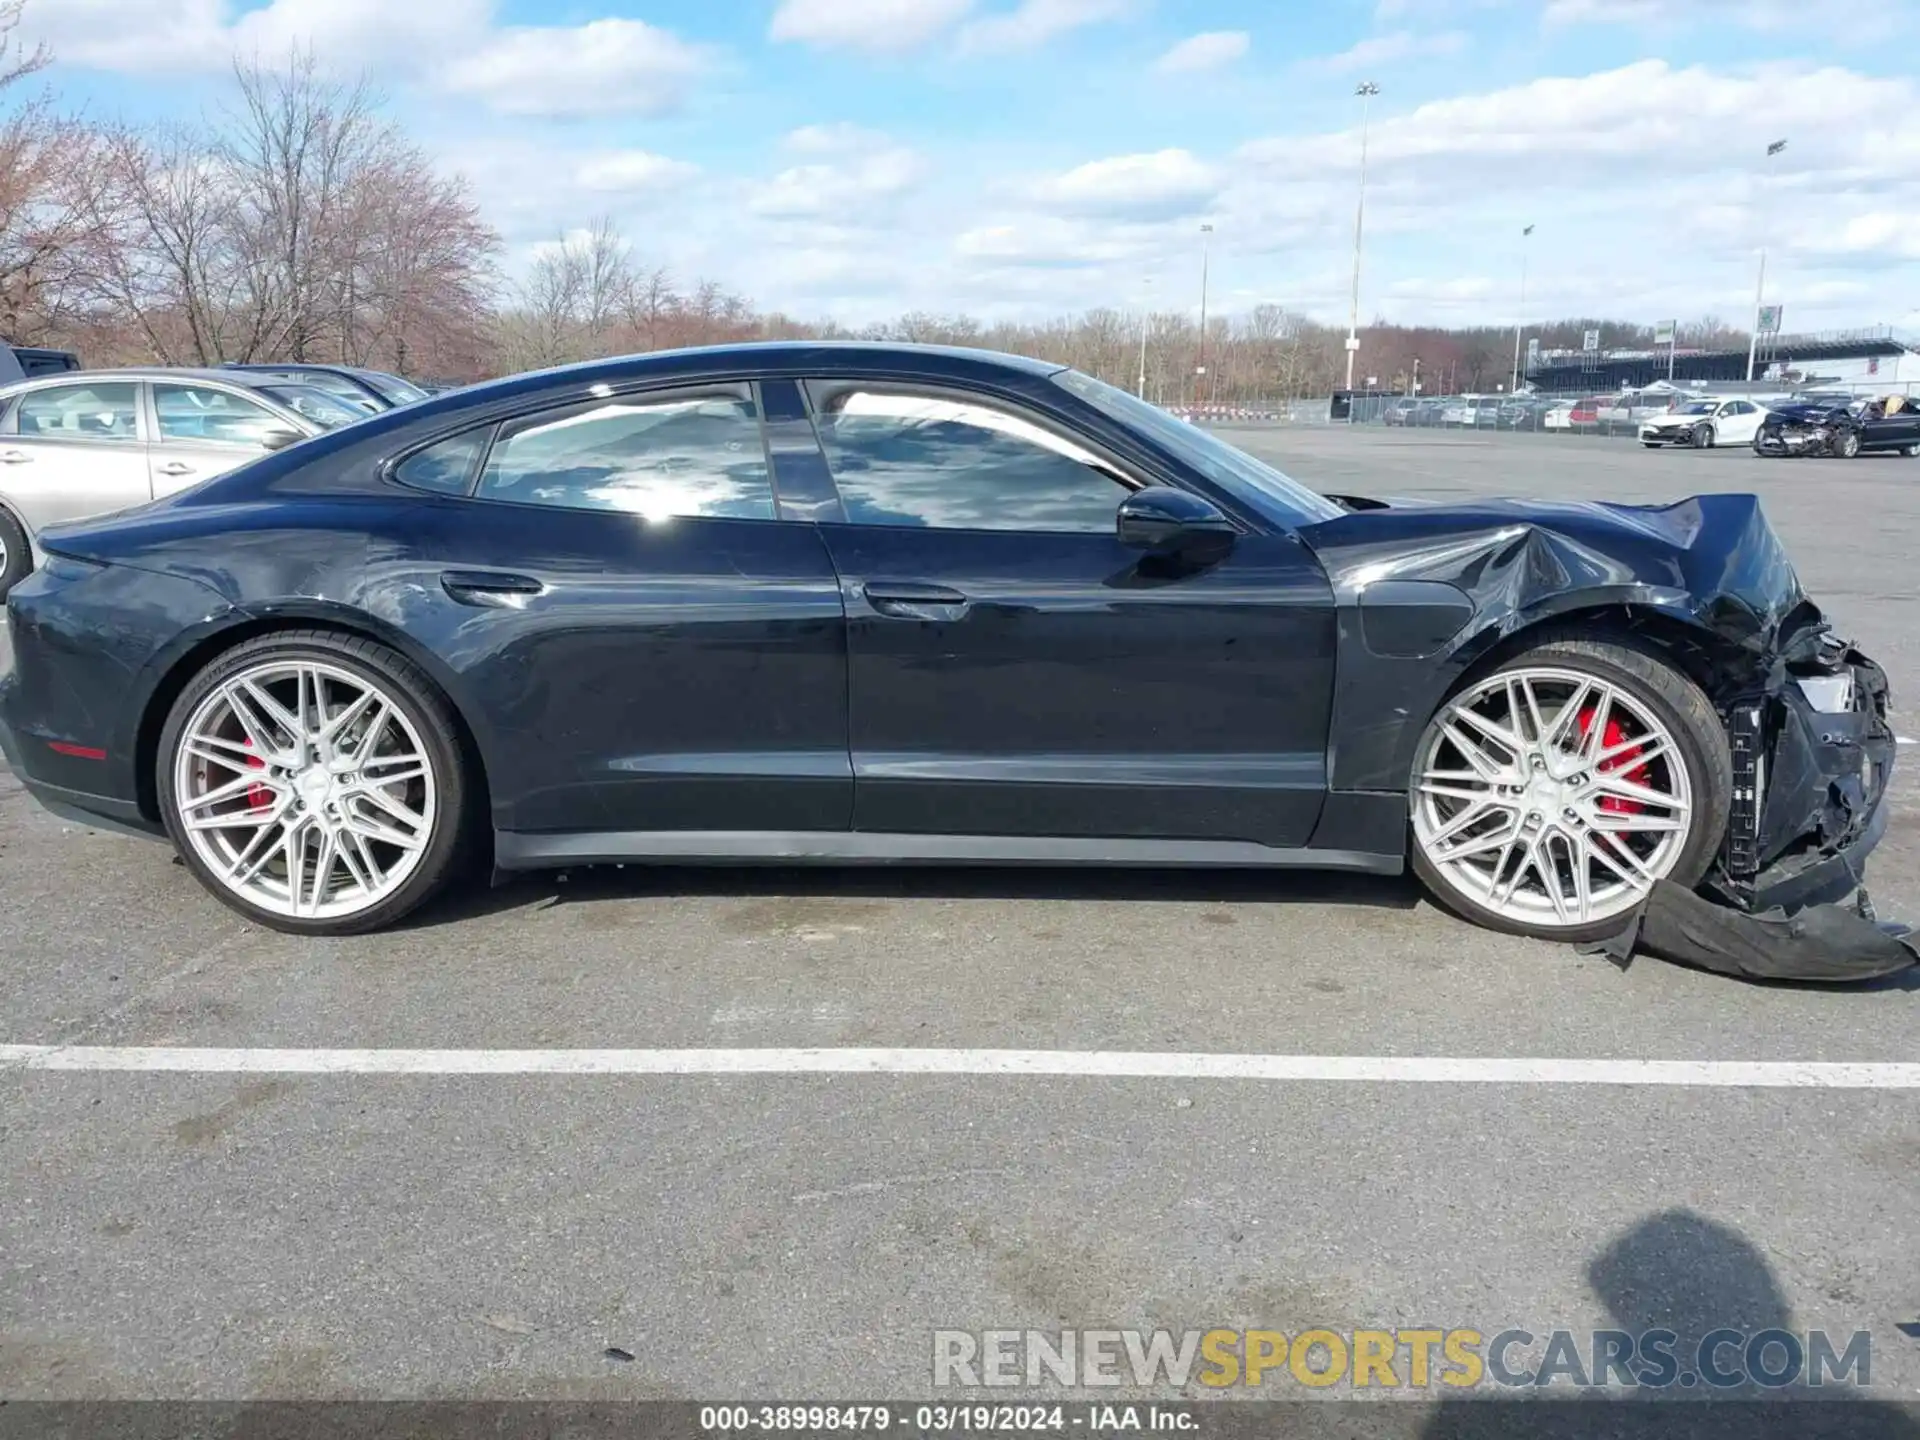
474;390;775;521
15;382;140;441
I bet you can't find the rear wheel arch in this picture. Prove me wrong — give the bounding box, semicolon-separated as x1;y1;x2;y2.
134;614;495;836
0;500;32;595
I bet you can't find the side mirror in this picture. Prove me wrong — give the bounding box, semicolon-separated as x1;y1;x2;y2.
260;426;305;452
1116;487;1236;562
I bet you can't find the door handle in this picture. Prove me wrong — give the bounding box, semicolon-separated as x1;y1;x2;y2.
861;580;971;621
0;450;31;464
155;461;196;477
440;569;546;606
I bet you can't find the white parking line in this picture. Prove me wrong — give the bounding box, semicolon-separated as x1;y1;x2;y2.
3;1046;1920;1088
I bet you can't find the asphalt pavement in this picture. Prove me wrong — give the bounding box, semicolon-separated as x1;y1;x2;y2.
2;426;1917;1408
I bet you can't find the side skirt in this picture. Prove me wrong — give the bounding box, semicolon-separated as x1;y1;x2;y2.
493;829;1406;875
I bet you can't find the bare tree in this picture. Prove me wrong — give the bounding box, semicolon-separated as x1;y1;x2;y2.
0;0;104;344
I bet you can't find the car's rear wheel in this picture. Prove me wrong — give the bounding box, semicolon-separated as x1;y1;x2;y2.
157;631;471;935
0;506;30;600
1407;636;1731;943
1903;443;1920;458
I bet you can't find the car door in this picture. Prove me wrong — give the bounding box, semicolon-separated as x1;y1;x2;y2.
388;383;851;838
799;378;1337;849
1718;400;1762;445
147;381;300;495
0;380;150;535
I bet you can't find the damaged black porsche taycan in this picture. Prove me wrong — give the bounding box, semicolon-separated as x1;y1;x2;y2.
0;344;1894;954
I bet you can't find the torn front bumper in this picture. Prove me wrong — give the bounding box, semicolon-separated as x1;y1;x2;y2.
1583;637;1911;982
1708;638;1894;915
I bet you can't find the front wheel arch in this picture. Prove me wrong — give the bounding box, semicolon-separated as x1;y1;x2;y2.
1407;628;1734;940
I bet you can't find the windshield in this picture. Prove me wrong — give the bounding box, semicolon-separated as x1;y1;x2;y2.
1052;370;1344;525
260;384;364;429
1677;401;1716;415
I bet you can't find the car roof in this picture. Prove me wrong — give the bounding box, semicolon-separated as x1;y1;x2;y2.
384;341;1070;415
0;366;279;387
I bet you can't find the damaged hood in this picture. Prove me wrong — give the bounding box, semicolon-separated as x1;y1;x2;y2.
1297;491;1815;667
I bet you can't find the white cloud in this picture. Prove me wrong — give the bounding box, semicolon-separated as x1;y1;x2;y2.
768;0;974;53
1029;149;1221;219
438;18;711;117
957;0;1130;54
1155;31;1249;74
954;217;1148;266
22;0;489;73
752;127;926;218
1306;29;1467;73
230;0;490;66
575;152;702;194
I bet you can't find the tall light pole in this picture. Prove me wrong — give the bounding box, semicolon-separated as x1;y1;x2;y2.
1196;222;1214;406
1509;223;1533;394
1344;81;1379;392
1745;138;1788;383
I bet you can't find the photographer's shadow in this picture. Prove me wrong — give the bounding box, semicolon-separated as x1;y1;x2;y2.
1418;1208;1920;1439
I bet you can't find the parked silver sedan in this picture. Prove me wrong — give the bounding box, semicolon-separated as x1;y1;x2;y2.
0;369;330;597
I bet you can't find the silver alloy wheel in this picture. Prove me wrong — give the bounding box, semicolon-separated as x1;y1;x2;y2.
172;660;437;921
1411;666;1694;930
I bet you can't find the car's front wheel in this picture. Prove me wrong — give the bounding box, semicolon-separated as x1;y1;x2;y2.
1834;428;1861;459
157;630;472;935
1692;423;1714;449
1407;636;1732;943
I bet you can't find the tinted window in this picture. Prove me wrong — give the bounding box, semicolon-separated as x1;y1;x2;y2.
395;430;488;496
812;388;1129;533
260;384;362;429
474;393;773;520
262;370;381;409
154;384;285;446
17;382;138;441
358;370;429;404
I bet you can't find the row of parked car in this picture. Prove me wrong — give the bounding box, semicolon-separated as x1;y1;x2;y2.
1376;386;1920;454
0;358;434;595
1381;390;1685;434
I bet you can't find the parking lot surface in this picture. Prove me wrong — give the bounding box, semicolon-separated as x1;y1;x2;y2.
3;428;1917;1403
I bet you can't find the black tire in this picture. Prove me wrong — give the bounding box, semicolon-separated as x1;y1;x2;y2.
1692;423;1714;449
1833;428;1861;459
1904;444;1920;458
1408;632;1733;944
0;505;30;600
156;629;473;936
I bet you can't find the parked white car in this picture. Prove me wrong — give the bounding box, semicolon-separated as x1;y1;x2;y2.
1638;396;1776;449
1542;403;1575;431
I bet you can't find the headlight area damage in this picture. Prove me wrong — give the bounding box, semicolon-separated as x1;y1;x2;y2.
1587;623;1914;982
1308;491;1914;981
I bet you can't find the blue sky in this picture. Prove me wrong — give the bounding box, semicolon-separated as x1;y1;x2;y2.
22;0;1920;330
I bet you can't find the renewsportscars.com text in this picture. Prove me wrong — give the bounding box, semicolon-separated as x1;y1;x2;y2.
932;1327;1873;1391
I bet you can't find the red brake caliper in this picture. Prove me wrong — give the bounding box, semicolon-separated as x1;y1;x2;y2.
1577;708;1648;814
242;739;273;812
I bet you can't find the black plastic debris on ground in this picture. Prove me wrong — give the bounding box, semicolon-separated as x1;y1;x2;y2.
1580;880;1918;983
